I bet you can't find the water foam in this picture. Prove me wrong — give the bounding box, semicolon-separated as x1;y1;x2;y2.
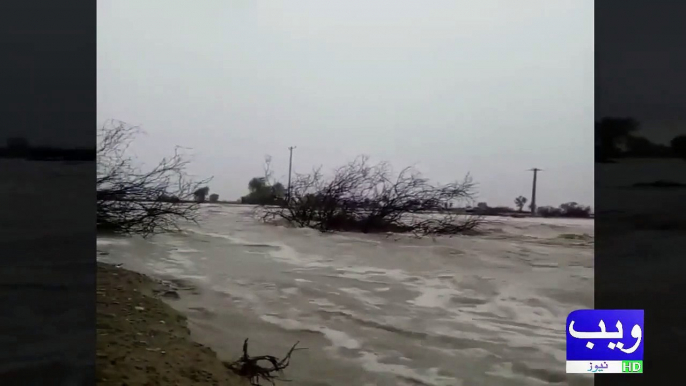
358;351;461;386
259;315;362;350
97;238;130;246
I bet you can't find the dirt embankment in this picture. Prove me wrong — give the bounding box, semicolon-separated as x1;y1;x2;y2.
96;263;250;386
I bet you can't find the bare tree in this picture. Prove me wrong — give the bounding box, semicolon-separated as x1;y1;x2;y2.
514;196;528;212
259;156;481;236
97;120;210;237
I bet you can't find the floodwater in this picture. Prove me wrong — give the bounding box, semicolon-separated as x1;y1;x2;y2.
98;206;594;386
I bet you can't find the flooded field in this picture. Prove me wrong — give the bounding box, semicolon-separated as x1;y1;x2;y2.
98;205;594;386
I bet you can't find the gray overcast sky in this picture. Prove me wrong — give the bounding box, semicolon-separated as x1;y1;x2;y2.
97;0;593;207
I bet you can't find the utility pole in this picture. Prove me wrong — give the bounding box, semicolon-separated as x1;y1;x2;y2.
528;168;542;215
287;146;296;204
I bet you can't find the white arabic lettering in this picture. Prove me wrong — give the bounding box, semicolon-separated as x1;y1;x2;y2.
569;320;624;339
618;324;642;354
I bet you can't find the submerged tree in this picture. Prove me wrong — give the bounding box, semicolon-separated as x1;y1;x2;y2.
258;156;481;236
97;120;210;236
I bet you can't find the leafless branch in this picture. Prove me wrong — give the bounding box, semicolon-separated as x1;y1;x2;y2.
258;156;482;237
225;339;305;386
97;120;211;237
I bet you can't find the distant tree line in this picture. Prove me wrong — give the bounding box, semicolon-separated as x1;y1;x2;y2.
536;202;592;218
471;200;592;218
596;117;686;162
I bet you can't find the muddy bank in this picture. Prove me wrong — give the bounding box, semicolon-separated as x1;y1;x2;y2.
96;263;249;386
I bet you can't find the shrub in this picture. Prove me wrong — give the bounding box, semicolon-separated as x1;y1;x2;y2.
258;156;481;236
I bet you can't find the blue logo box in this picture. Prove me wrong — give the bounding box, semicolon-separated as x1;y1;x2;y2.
566;309;644;361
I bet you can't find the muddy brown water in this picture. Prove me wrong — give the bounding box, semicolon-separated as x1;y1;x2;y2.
97;205;594;386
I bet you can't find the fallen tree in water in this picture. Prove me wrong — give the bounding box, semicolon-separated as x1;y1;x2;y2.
258;156;482;236
225;339;304;386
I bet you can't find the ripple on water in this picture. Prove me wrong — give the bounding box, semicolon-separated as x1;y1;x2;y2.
315;307;500;353
338;287;387;307
187;306;216;320
407;282;490;310
259;315;362;350
358;351;461;386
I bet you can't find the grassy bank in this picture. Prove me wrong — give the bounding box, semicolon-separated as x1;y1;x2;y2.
96;263;249;386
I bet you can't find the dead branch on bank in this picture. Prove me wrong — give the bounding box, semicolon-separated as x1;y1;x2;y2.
258;156;482;237
97;120;211;237
225;339;304;386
